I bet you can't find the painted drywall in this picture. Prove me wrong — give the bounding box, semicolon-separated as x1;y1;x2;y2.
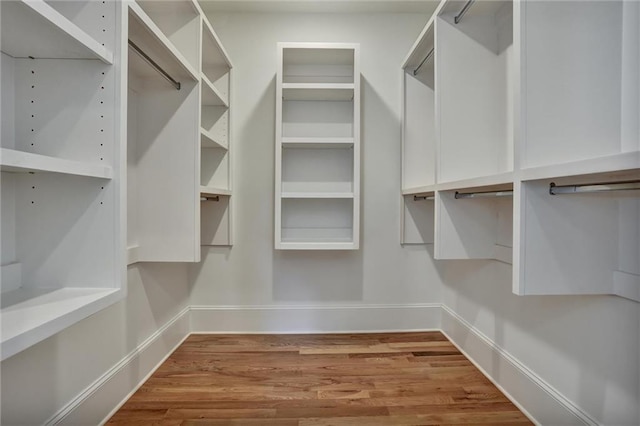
440;260;639;425
190;12;440;308
0;264;190;424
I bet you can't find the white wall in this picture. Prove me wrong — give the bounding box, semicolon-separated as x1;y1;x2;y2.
0;264;190;425
440;260;639;425
189;12;440;308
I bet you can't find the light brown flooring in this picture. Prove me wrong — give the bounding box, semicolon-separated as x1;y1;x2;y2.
108;332;533;425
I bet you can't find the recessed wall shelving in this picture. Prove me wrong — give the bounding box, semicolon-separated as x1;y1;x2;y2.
400;0;640;301
0;0;124;360
276;43;361;250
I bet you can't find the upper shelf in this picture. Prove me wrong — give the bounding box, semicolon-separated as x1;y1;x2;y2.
282;137;354;149
520;151;640;182
200;186;231;197
202;15;233;69
0;148;113;179
128;2;199;83
282;83;355;101
0;0;112;63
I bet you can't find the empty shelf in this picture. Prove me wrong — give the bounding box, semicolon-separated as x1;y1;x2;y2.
0;0;112;63
1;287;121;360
128;2;198;83
0;148;113;179
201;74;228;107
200;128;228;150
282;83;354;101
281;192;354;199
282;137;354;149
200;186;231;196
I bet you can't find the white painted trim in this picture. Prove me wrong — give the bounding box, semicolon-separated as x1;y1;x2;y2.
190;304;442;334
440;305;597;426
46;306;190;426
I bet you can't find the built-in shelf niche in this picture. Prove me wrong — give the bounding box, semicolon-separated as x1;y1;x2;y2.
436;0;513;183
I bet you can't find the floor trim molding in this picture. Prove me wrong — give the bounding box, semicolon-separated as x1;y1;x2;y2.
48;303;600;426
440;305;597;426
47;306;191;426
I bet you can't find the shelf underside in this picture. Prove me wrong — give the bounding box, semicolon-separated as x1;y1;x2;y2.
0;148;113;179
283;84;354;101
1;287;120;360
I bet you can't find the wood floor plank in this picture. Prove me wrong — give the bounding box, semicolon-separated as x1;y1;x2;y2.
107;332;533;425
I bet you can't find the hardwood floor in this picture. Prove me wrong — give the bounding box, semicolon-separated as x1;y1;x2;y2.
108;332;532;425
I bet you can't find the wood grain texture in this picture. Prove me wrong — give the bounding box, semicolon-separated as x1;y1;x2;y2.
108;333;532;425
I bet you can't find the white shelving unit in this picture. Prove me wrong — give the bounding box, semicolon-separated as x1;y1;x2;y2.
401;0;640;301
0;0;124;360
127;1;200;264
275;43;360;250
198;5;234;247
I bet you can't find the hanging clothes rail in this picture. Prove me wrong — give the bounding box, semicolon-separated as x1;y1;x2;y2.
455;190;513;199
549;181;640;195
128;40;181;90
455;0;476;24
413;48;434;76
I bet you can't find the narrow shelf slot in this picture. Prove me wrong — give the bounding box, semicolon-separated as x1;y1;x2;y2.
0;0;112;63
201;73;229;107
0;148;113;179
201;128;228;150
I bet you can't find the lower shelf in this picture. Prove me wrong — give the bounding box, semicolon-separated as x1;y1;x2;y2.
279;227;356;250
1;287;122;360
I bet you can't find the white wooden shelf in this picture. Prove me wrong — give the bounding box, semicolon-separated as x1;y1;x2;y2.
0;0;112;63
201;128;228;150
128;2;198;83
282;83;355;101
200;186;231;197
201;73;229;107
520;151;640;182
282;137;354;149
437;172;514;192
1;287;121;361
281;192;354;199
278;241;357;250
0;148;113;179
201;14;233;69
402;185;438;196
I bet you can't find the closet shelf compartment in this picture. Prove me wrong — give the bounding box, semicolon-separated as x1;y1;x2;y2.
202;15;233;69
128;2;198;83
281;192;354;199
200;186;231;197
278;240;357;250
1;287;121;361
201;73;229;107
520;151;640;182
0;0;112;63
282;137;354;149
282;83;354;101
201;128;228;150
0;148;113;179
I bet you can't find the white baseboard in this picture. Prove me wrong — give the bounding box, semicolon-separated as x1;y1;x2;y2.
190;303;442;333
47;307;191;426
46;303;601;426
440;305;597;426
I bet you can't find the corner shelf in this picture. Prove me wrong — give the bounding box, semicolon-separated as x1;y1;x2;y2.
0;149;113;179
0;0;112;63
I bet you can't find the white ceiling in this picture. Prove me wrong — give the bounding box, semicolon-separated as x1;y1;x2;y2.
199;0;440;14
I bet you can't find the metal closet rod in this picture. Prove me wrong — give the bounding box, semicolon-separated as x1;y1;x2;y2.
455;0;476;24
413;47;434;76
128;40;181;91
549;180;640;195
455;190;513;199
414;195;434;201
201;196;220;202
